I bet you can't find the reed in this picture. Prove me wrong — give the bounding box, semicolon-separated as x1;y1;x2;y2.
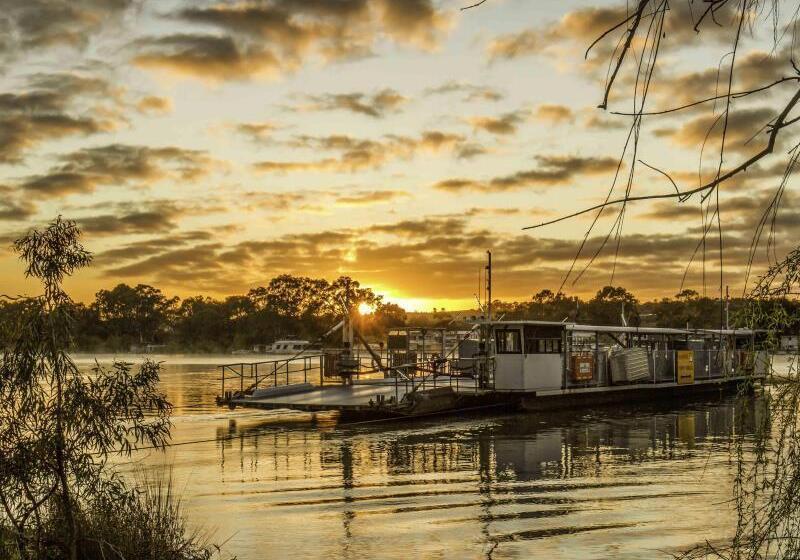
1;472;228;560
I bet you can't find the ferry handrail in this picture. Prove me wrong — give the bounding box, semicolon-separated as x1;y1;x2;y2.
220;351;416;399
219;354;327;397
218;353;326;372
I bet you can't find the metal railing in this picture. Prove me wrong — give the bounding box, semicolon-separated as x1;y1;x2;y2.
219;354;325;397
218;350;493;407
352;356;492;405
219;350;409;399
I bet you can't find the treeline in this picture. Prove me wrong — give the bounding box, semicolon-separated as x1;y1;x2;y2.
2;279;796;353
0;274;407;353
490;286;800;332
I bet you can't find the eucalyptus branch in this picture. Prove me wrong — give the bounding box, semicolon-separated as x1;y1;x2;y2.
524;86;800;231
609;76;800;117
460;0;488;10
599;0;649;109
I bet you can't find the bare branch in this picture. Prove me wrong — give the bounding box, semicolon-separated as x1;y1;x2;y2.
610;76;800;117
599;0;650;110
525;86;800;231
638;159;682;195
461;0;488;10
585;11;640;59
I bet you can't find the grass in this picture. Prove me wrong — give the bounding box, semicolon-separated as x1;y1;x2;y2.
1;473;230;560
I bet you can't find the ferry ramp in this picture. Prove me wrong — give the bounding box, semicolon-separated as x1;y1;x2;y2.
231;377;483;418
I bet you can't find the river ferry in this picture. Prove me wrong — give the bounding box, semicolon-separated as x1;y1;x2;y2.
216;319;767;420
216;252;768;419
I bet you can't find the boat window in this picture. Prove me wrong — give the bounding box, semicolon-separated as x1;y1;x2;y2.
496;329;522;354
524;325;562;354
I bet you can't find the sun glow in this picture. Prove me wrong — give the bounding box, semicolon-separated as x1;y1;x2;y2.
358;302;375;315
369;285;474;313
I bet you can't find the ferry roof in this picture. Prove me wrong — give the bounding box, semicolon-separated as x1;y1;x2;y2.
694;328;759;336
476;319;757;337
568;324;690;335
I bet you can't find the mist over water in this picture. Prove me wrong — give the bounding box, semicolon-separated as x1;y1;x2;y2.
74;354;764;559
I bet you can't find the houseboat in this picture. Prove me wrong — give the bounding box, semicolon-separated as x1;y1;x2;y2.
265;339;312;354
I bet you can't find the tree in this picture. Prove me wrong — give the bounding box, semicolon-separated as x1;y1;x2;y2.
375;302;407;327
173;296;231;352
245;275;382;341
326;276;382;319
532;289;555;305
251;275;329;339
0;218;172;559
366;302;407;336
674;247;800;559
93;283;177;348
675;289;700;302
585;286;640;326
528;289;581;321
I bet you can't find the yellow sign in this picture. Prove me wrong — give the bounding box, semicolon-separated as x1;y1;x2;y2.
677;351;694;385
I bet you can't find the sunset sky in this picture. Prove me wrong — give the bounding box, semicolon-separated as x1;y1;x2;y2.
1;0;798;311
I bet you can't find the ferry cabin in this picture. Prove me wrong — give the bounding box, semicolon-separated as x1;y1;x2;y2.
488;321;767;393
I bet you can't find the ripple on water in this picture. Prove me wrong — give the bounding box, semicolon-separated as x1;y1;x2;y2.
110;360;761;560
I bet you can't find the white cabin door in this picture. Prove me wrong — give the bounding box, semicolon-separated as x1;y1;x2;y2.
523;354;563;391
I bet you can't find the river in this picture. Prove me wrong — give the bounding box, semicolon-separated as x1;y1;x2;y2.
73;353;768;560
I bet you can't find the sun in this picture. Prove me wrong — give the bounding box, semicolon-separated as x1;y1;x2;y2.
358;302;375;315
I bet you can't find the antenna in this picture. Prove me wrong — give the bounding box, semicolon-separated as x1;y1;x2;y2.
725;285;730;330
342;278;353;351
477;267;482;314
485;251;492;323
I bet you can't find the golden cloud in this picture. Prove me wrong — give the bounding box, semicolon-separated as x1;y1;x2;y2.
20;144;214;198
133;0;452;81
254;131;470;173
434;155;619;192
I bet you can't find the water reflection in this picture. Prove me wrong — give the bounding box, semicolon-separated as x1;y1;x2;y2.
102;357;762;559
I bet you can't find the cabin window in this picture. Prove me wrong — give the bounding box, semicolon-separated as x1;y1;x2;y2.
495;329;522;354
534;339;561;353
524;325;563;354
